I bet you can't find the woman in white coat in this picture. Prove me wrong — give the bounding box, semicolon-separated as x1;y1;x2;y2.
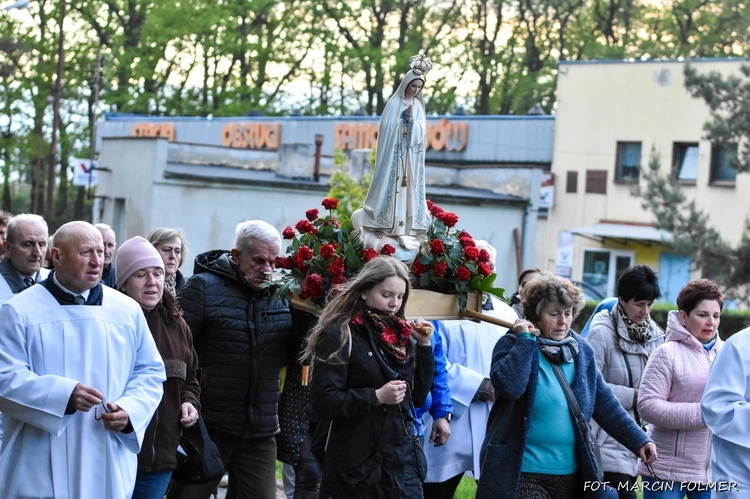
585;265;665;498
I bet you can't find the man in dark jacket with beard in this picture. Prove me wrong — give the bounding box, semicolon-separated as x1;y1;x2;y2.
168;220;291;499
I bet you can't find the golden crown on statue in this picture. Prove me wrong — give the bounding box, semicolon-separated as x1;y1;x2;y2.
409;54;433;76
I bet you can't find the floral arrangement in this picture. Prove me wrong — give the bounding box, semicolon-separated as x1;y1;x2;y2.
274;197;396;307
274;197;506;314
410;200;506;313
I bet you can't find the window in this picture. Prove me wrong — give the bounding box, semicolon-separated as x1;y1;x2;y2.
586;170;607;194
566;171;578;193
581;249;634;298
673;142;699;182
615;142;642;181
710;143;738;184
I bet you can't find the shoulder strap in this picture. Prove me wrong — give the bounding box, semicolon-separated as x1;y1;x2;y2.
550;363;589;436
613;309;645;426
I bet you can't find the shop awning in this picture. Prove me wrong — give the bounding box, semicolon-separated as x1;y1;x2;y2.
569;223;672;244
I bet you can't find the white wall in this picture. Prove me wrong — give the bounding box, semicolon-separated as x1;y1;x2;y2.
97;137;528;293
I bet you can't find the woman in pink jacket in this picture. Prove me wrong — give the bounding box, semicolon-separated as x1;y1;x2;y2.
636;279;724;498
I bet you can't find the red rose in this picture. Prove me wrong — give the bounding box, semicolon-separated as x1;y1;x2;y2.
380;244;396;256
322;197;339;210
306;273;323;290
362;248;379;262
274;256;291;269
464;246;480;261
459;236;475;248
351;314;364;325
295;220;317;234
436;211;458;227
411;260;429;276
434;261;448;276
298;287;310;300
458;230;473;239
428;201;444;216
297;246;314;260
309;286;326;300
328;258;345;276
430;238;444;255
320;243;336;259
331;216;340;228
332;275;347;285
381;328;398;345
478;262;492;277
282;226;296;239
455;266;471;281
478;249;491;263
305;209;319;221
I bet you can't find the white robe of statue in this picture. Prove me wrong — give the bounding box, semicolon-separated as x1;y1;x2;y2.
361;70;429;239
0;284;166;499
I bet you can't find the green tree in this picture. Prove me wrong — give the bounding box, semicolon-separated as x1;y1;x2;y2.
632;149;750;299
684;63;750;173
326;149;372;220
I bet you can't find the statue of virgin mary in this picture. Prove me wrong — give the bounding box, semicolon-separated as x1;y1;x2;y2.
359;55;432;248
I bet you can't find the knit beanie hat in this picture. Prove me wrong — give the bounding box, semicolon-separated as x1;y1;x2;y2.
115;236;165;288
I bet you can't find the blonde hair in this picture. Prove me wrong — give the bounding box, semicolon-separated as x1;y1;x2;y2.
303;257;410;364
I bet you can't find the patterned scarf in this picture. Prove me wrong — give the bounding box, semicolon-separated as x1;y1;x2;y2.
617;302;652;343
164;274;177;295
358;309;414;363
537;334;579;364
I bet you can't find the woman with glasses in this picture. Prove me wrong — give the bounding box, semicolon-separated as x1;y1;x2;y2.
148;227;188;294
636;279;724;498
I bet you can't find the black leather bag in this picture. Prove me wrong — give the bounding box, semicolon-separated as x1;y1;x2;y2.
172;417;225;485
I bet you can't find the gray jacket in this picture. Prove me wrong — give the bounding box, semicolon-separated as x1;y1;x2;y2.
585;307;664;476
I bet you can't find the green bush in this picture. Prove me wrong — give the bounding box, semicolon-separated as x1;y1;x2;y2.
573;301;750;340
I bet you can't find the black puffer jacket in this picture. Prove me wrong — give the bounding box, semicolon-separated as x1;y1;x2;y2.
177;250;291;439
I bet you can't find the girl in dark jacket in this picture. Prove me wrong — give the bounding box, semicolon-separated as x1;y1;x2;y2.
305;256;434;498
116;236;201;499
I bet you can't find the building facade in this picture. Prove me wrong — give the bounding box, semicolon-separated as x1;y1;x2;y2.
94;115;554;293
544;58;747;303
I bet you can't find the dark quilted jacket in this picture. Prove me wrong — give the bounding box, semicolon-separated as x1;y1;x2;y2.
177;249;292;439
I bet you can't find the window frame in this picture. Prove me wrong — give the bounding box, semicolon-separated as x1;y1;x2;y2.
579;248;635;298
672;142;700;185
709;143;738;187
614;141;642;183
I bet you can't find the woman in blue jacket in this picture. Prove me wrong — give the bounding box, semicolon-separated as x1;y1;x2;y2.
478;273;656;499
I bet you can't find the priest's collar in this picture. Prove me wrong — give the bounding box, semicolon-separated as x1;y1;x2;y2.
53;273;91;300
43;273;103;306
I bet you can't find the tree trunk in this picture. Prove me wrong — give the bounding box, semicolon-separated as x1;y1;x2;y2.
46;0;66;221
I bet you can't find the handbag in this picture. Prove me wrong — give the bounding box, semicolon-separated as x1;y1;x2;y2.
550;363;604;482
172;416;225;485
